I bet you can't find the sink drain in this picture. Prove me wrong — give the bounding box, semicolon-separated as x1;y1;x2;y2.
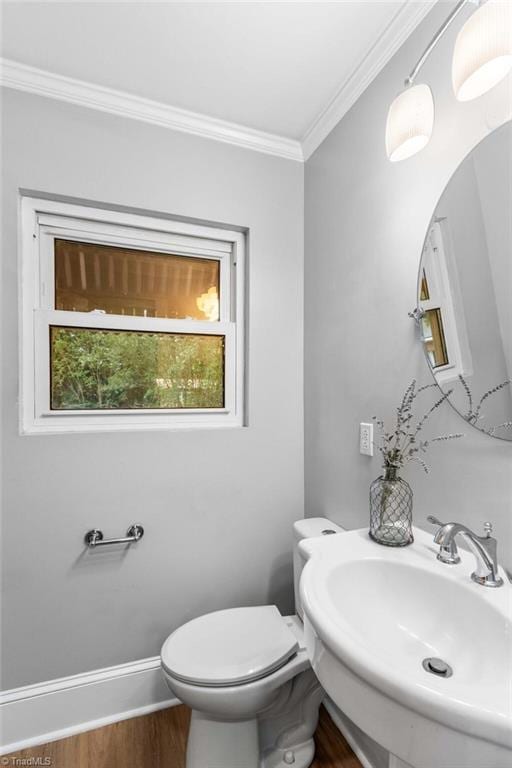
422;657;453;678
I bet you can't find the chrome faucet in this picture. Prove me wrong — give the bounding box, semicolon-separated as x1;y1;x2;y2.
427;516;461;564
427;516;503;588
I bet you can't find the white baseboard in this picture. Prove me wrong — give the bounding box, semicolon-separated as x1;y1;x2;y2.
324;698;389;768
0;657;179;755
1;658;394;764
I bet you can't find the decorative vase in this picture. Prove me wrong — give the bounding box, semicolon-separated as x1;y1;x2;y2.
369;465;413;547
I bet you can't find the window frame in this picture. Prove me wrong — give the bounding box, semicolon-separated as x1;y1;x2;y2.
20;196;245;434
419;221;472;385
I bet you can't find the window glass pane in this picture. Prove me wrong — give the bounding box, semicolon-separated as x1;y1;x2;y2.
54;239;220;321
50;327;224;410
421;309;449;368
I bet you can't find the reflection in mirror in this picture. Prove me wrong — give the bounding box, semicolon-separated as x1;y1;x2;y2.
417;121;512;440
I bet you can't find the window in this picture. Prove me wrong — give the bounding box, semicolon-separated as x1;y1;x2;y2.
419;222;471;384
419;271;449;368
20;197;245;433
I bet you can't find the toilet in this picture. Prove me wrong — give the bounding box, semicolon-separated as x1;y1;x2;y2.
160;517;343;768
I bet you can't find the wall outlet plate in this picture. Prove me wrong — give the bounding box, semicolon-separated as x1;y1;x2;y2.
359;422;373;456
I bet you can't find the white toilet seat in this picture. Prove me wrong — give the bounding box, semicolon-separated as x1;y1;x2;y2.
161;610;311;720
164;647;310;719
161;605;299;688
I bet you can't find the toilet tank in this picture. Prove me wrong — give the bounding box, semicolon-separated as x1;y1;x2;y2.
293;517;345;620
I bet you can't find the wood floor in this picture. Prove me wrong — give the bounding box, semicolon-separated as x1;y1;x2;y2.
4;704;362;768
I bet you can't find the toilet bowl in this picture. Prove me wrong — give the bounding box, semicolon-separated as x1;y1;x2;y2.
160;518;343;768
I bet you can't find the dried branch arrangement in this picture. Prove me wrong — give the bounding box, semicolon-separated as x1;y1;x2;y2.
373;380;463;473
457;375;512;436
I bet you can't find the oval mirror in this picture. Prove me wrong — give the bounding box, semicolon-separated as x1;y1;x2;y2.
417;121;512;440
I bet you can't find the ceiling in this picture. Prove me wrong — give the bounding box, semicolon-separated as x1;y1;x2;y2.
0;1;435;159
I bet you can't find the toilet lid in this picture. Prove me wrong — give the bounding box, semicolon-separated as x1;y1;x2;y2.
161;606;298;687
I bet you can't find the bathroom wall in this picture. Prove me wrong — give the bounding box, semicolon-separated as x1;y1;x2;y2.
305;3;512;568
1;89;304;689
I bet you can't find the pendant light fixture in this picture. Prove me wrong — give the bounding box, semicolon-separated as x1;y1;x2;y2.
385;0;512;162
385;83;434;162
453;0;512;101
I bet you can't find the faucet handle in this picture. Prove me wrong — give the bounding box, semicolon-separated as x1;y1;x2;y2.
426;516;461;565
483;522;493;537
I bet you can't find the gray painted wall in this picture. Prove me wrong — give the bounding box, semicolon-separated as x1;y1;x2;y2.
305;4;512;568
1;89;304;689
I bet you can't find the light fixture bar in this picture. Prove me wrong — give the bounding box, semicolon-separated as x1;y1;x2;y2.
405;0;474;86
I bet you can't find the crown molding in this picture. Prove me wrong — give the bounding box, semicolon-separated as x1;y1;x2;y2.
0;3;436;165
0;58;303;162
301;0;438;160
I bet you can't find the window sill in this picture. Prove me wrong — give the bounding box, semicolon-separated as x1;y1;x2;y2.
21;415;244;435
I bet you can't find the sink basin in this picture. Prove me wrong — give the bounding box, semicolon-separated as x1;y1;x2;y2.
299;527;512;768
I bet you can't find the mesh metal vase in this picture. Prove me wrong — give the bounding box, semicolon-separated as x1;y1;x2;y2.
369;465;413;547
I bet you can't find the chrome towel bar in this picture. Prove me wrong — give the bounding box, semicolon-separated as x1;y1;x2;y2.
85;524;144;548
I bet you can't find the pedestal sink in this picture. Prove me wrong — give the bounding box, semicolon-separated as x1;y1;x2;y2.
299;527;512;768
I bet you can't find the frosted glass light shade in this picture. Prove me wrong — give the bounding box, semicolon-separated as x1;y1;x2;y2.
453;0;512;101
385;84;434;162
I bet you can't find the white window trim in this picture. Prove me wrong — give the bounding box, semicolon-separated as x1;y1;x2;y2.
19;196;245;434
420;221;472;386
